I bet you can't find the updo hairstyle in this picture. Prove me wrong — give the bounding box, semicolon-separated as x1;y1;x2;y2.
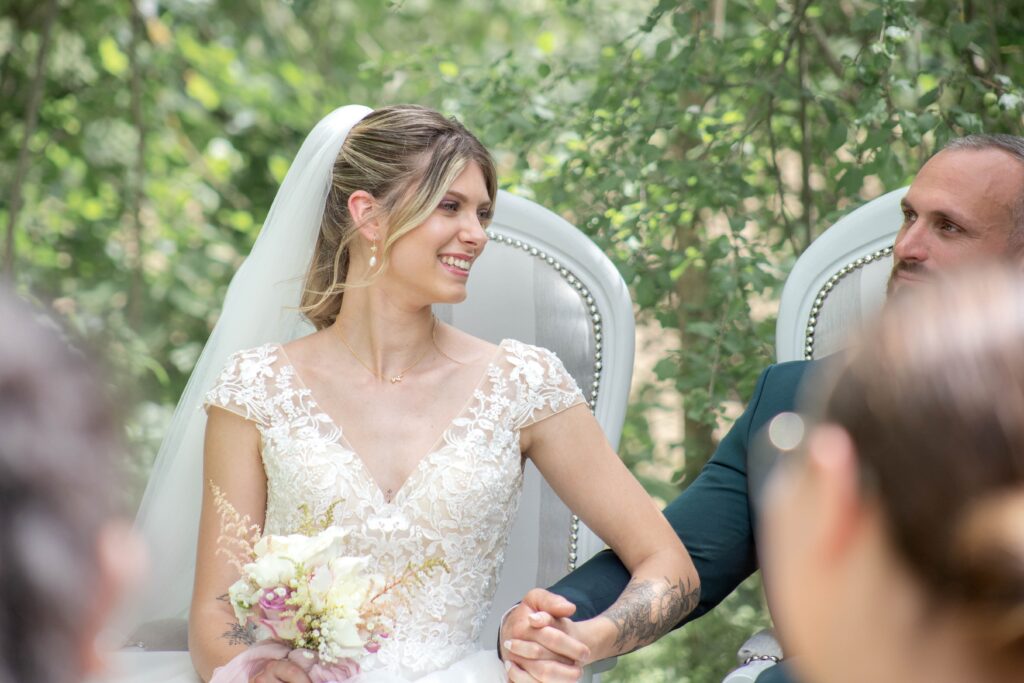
300;105;497;329
819;266;1024;673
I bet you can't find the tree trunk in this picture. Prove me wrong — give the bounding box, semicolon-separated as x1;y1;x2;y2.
127;1;147;328
3;0;59;279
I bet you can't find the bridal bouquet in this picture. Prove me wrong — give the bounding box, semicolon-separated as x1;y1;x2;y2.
210;485;447;683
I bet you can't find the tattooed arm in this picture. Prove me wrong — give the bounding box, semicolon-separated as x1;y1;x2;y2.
504;405;700;681
600;575;701;655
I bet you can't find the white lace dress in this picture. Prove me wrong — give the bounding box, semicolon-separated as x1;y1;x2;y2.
101;338;584;683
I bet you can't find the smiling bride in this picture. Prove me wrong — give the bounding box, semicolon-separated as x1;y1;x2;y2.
125;104;697;683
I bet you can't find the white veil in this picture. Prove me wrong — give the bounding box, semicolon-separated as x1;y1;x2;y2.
128;105;373;633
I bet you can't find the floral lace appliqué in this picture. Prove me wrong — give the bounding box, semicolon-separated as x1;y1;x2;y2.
203;339;585;678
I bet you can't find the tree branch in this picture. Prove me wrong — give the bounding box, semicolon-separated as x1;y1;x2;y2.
127;0;147;328
3;0;59;279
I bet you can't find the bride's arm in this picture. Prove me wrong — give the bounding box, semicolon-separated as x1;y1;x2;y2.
189;408;311;683
517;404;700;668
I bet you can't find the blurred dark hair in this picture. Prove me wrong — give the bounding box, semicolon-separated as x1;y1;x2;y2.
820;265;1024;672
0;288;121;683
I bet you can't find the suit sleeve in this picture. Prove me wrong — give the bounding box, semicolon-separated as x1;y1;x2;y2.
547;365;775;625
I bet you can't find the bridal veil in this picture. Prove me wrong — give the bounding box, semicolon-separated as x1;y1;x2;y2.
127;105;373;635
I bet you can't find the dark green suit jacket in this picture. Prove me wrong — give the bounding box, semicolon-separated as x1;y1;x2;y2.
549;360;817;683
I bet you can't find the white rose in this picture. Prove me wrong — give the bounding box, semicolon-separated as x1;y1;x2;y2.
245;553;297;588
255;526;348;568
322;615;366;655
325;557;376;609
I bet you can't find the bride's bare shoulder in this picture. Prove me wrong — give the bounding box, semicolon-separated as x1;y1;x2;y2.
278;329;336;368
435;324;500;365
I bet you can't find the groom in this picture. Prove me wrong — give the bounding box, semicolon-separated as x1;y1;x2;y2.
501;133;1024;683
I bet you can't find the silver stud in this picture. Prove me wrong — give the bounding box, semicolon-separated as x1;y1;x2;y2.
581;288;590;298
546;256;555;265
595;332;602;341
595;351;602;360
530;247;538;255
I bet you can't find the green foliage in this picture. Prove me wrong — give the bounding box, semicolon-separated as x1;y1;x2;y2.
3;1;1024;681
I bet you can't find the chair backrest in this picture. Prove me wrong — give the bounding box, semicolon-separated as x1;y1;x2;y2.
435;189;635;649
725;188;908;683
775;187;907;363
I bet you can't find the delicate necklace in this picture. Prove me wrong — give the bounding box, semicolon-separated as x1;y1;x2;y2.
336;316;437;384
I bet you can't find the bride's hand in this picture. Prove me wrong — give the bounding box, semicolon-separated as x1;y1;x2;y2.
501;589;589;682
250;659;313;683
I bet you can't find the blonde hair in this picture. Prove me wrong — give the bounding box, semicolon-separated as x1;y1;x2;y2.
300;105;497;329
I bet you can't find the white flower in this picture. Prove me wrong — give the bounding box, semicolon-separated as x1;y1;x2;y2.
322;614;365;655
227;578;259;622
999;93;1022;110
522;361;545;388
884;26;910;43
245;553;297;588
254;526;348;569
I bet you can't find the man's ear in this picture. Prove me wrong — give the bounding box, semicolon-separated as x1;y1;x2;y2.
804;424;866;564
347;190;380;242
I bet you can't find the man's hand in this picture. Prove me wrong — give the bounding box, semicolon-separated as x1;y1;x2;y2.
501;589;590;682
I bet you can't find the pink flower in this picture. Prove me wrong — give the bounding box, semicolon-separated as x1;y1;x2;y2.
257;588;290;620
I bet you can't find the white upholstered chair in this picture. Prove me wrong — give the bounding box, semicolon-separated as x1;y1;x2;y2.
438;189;634;681
112;190;633;683
723;187;907;683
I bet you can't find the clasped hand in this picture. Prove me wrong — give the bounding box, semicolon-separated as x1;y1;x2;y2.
500;589;596;683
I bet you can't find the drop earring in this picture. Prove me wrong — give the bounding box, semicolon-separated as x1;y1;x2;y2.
368;242;378;268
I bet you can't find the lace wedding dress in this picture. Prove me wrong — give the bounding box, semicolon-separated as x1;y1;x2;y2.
99;338;584;683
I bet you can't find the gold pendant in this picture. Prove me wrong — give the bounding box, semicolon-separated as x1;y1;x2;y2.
390;375;403;384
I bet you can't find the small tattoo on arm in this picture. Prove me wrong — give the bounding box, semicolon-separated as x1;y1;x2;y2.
217;593;256;645
601;576;700;654
222;622;256;646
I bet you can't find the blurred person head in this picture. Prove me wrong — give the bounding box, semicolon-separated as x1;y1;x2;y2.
0;289;144;683
300;103;497;329
889;133;1024;293
763;264;1024;683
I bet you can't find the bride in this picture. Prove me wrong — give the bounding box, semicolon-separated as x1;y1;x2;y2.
124;104;697;683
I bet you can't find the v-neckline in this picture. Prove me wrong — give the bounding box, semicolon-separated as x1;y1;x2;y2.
274;340;508;505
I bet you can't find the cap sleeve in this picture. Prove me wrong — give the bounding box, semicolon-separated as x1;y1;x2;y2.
202;345;277;427
505;340;587;430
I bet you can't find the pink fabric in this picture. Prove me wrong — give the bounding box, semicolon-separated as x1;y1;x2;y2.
209;641;360;683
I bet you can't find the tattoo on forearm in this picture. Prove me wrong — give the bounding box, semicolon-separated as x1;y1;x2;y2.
601;576;700;653
222;622;257;646
217;593;256;645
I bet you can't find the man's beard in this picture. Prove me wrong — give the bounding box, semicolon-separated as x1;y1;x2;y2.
887;260;928;295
